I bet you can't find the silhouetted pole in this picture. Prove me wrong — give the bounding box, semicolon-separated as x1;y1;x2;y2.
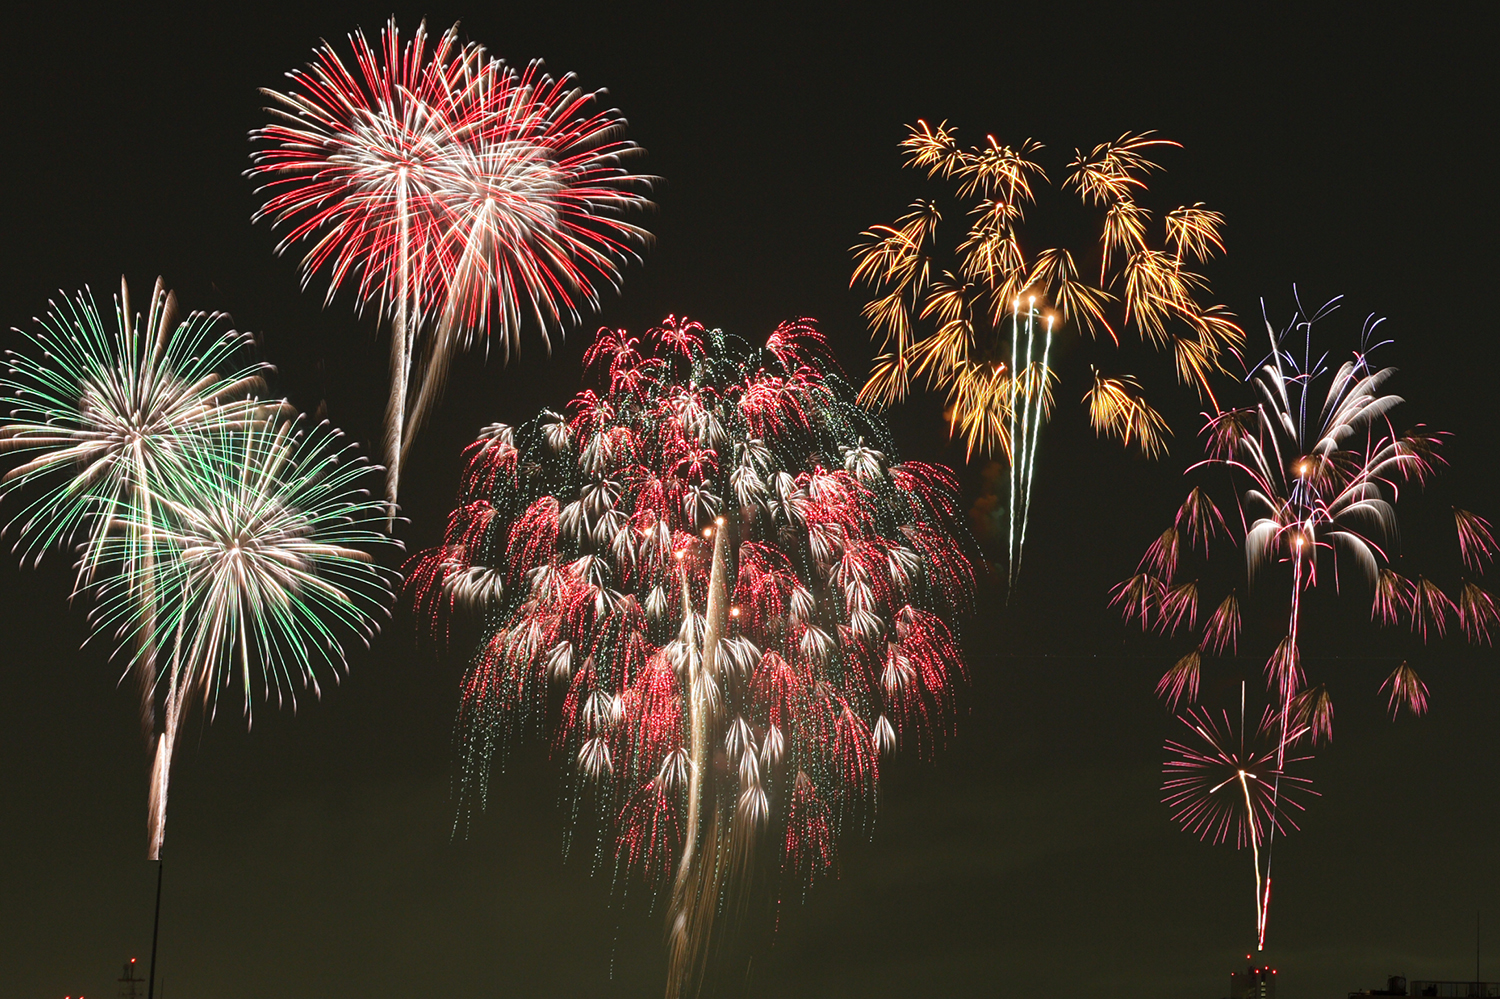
147;858;163;999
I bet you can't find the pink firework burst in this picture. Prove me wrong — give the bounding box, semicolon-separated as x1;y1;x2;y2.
1164;703;1315;849
1164;690;1317;950
250;18;652;518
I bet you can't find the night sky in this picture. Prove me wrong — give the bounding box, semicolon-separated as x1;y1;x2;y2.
2;4;1496;998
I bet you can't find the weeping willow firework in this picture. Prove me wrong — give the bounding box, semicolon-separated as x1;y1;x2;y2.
410;317;975;997
95;416;397;859
0;278;270;734
250;18;653;520
852;123;1241;587
1116;295;1496;949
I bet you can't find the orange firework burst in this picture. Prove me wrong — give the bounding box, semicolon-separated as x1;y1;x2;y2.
854;124;1241;591
853;122;1241;464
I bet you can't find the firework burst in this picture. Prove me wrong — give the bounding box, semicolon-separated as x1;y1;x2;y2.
250;18;653;520
0;278;270;733
1164;685;1316;943
94;415;397;858
3;281;397;857
411;316;976;996
853;124;1242;588
1117;294;1496;947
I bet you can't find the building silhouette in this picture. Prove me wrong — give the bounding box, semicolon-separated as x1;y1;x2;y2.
1407;983;1500;997
1348;974;1500;997
1230;958;1277;999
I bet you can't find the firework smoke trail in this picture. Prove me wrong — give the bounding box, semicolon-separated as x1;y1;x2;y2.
92;416;397;858
1233;682;1267;943
1120;295;1497;947
666;519;728;997
251;18;653;523
1008;301;1036;592
411;317;976;996
1010;301;1036;591
1256;309;1333;949
0;279;270;743
1239;768;1263;938
1257;523;1307;949
1224;682;1266;941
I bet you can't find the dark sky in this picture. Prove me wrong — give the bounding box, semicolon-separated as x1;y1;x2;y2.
2;3;1496;998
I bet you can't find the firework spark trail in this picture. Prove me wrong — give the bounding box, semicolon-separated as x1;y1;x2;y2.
251;18;653;521
1005;300;1047;592
1258;527;1307;948
1010;302;1037;591
1120;295;1497;948
1007;299;1020;590
1013;309;1054;590
666;520;728;997
410;316;976;996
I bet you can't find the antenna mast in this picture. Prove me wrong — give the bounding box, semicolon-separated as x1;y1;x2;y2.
118;957;145;999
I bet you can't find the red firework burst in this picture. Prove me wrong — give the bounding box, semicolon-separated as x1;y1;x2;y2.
250;18;652;515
